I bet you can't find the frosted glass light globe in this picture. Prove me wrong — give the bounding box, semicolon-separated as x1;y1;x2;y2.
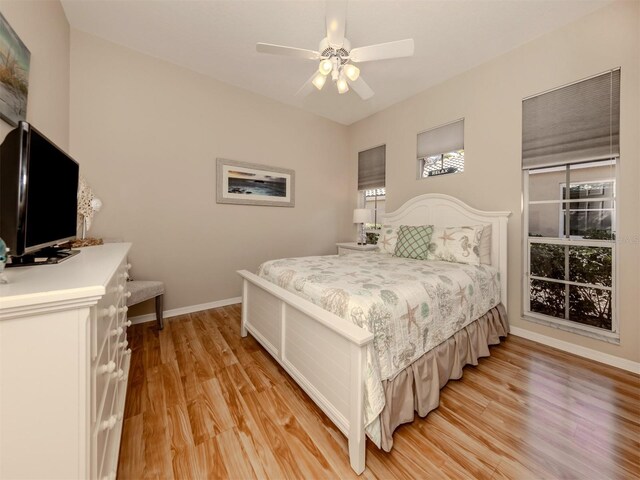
318;59;333;76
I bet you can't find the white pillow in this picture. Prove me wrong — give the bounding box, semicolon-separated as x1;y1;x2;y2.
376;224;399;255
427;225;484;265
479;225;492;265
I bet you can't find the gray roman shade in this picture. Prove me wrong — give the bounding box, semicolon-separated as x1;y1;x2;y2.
358;145;386;190
522;69;620;169
417;119;464;159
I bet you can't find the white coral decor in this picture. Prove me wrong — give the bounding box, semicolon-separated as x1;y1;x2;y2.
77;176;102;234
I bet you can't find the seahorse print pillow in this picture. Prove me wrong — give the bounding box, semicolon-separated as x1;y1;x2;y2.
427;225;484;265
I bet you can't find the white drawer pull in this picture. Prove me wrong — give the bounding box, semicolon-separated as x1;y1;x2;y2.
125;291;132;299
98;361;116;375
118;340;129;350
110;327;123;337
111;368;124;380
125;320;132;327
100;415;117;431
118;306;129;314
125;348;132;356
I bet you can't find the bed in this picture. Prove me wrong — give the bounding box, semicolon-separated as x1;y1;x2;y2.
237;193;510;474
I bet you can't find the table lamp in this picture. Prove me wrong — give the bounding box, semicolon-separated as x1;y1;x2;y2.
353;208;373;245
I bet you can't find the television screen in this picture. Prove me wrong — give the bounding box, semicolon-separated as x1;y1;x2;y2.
25;128;79;251
0;122;79;257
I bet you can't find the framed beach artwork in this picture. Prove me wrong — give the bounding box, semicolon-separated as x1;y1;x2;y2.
0;13;30;126
216;158;295;207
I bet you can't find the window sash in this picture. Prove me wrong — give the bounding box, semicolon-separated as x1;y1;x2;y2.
523;166;618;336
525;237;616;332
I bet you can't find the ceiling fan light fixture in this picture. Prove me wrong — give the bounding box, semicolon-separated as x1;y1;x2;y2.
344;64;360;81
336;75;349;94
318;59;333;75
312;72;327;90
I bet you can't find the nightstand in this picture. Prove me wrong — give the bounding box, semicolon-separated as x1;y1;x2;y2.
336;242;379;255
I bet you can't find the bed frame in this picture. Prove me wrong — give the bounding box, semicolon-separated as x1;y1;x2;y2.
237;193;510;474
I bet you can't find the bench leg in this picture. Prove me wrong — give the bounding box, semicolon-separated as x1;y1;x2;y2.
155;294;164;330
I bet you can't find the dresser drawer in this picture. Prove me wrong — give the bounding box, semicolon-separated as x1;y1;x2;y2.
92;333;111;423
94;293;118;361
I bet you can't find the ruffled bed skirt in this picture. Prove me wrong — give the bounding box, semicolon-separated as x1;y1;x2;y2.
379;304;509;451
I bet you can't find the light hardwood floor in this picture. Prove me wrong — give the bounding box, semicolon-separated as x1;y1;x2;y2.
117;305;639;479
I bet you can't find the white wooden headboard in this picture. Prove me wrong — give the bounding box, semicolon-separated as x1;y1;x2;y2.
382;193;511;311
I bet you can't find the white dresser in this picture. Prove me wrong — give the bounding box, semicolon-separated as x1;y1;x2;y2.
0;243;132;480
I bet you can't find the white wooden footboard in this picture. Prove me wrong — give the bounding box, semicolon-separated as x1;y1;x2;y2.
237;270;374;474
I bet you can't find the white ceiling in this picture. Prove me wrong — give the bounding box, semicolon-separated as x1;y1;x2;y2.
61;0;611;125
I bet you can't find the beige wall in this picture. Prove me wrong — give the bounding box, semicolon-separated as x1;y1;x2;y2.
348;1;640;363
0;0;70;149
68;30;351;314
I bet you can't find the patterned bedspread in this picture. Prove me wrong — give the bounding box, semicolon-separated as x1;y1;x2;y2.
257;252;501;446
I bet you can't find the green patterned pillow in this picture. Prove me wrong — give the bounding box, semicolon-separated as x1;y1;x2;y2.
393;225;434;260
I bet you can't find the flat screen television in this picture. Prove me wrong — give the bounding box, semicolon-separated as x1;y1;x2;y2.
0;121;79;264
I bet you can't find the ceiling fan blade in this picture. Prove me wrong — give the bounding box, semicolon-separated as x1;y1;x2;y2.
325;0;347;48
256;43;320;60
349;76;374;100
295;72;318;97
349;38;415;63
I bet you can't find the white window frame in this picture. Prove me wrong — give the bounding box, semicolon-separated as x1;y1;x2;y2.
418;150;465;179
416;118;465;179
557;179;616;239
359;188;386;232
522;161;619;343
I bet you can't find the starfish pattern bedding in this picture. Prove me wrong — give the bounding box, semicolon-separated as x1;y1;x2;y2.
257;252;501;446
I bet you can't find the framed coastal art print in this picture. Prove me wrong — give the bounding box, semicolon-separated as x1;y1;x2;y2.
0;12;30;126
216;158;295;207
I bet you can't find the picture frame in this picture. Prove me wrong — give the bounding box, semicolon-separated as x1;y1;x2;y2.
0;12;30;127
216;158;295;207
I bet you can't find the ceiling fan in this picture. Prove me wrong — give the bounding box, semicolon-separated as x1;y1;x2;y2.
256;1;414;100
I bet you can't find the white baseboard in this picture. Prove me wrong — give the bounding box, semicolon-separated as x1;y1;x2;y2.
129;297;242;325
510;326;640;374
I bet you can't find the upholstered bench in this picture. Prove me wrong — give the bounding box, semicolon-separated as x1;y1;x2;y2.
126;280;165;329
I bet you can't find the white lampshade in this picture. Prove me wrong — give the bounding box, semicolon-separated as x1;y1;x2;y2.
344;64;360;81
312;72;327;90
353;208;372;224
318;59;333;76
336;75;349;94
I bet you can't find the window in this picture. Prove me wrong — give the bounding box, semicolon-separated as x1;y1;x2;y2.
559;179;615;238
358;146;385;242
522;69;620;340
526;161;616;332
417;119;464;178
363;188;386;239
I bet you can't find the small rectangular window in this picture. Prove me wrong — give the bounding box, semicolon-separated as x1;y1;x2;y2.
417;119;464;178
